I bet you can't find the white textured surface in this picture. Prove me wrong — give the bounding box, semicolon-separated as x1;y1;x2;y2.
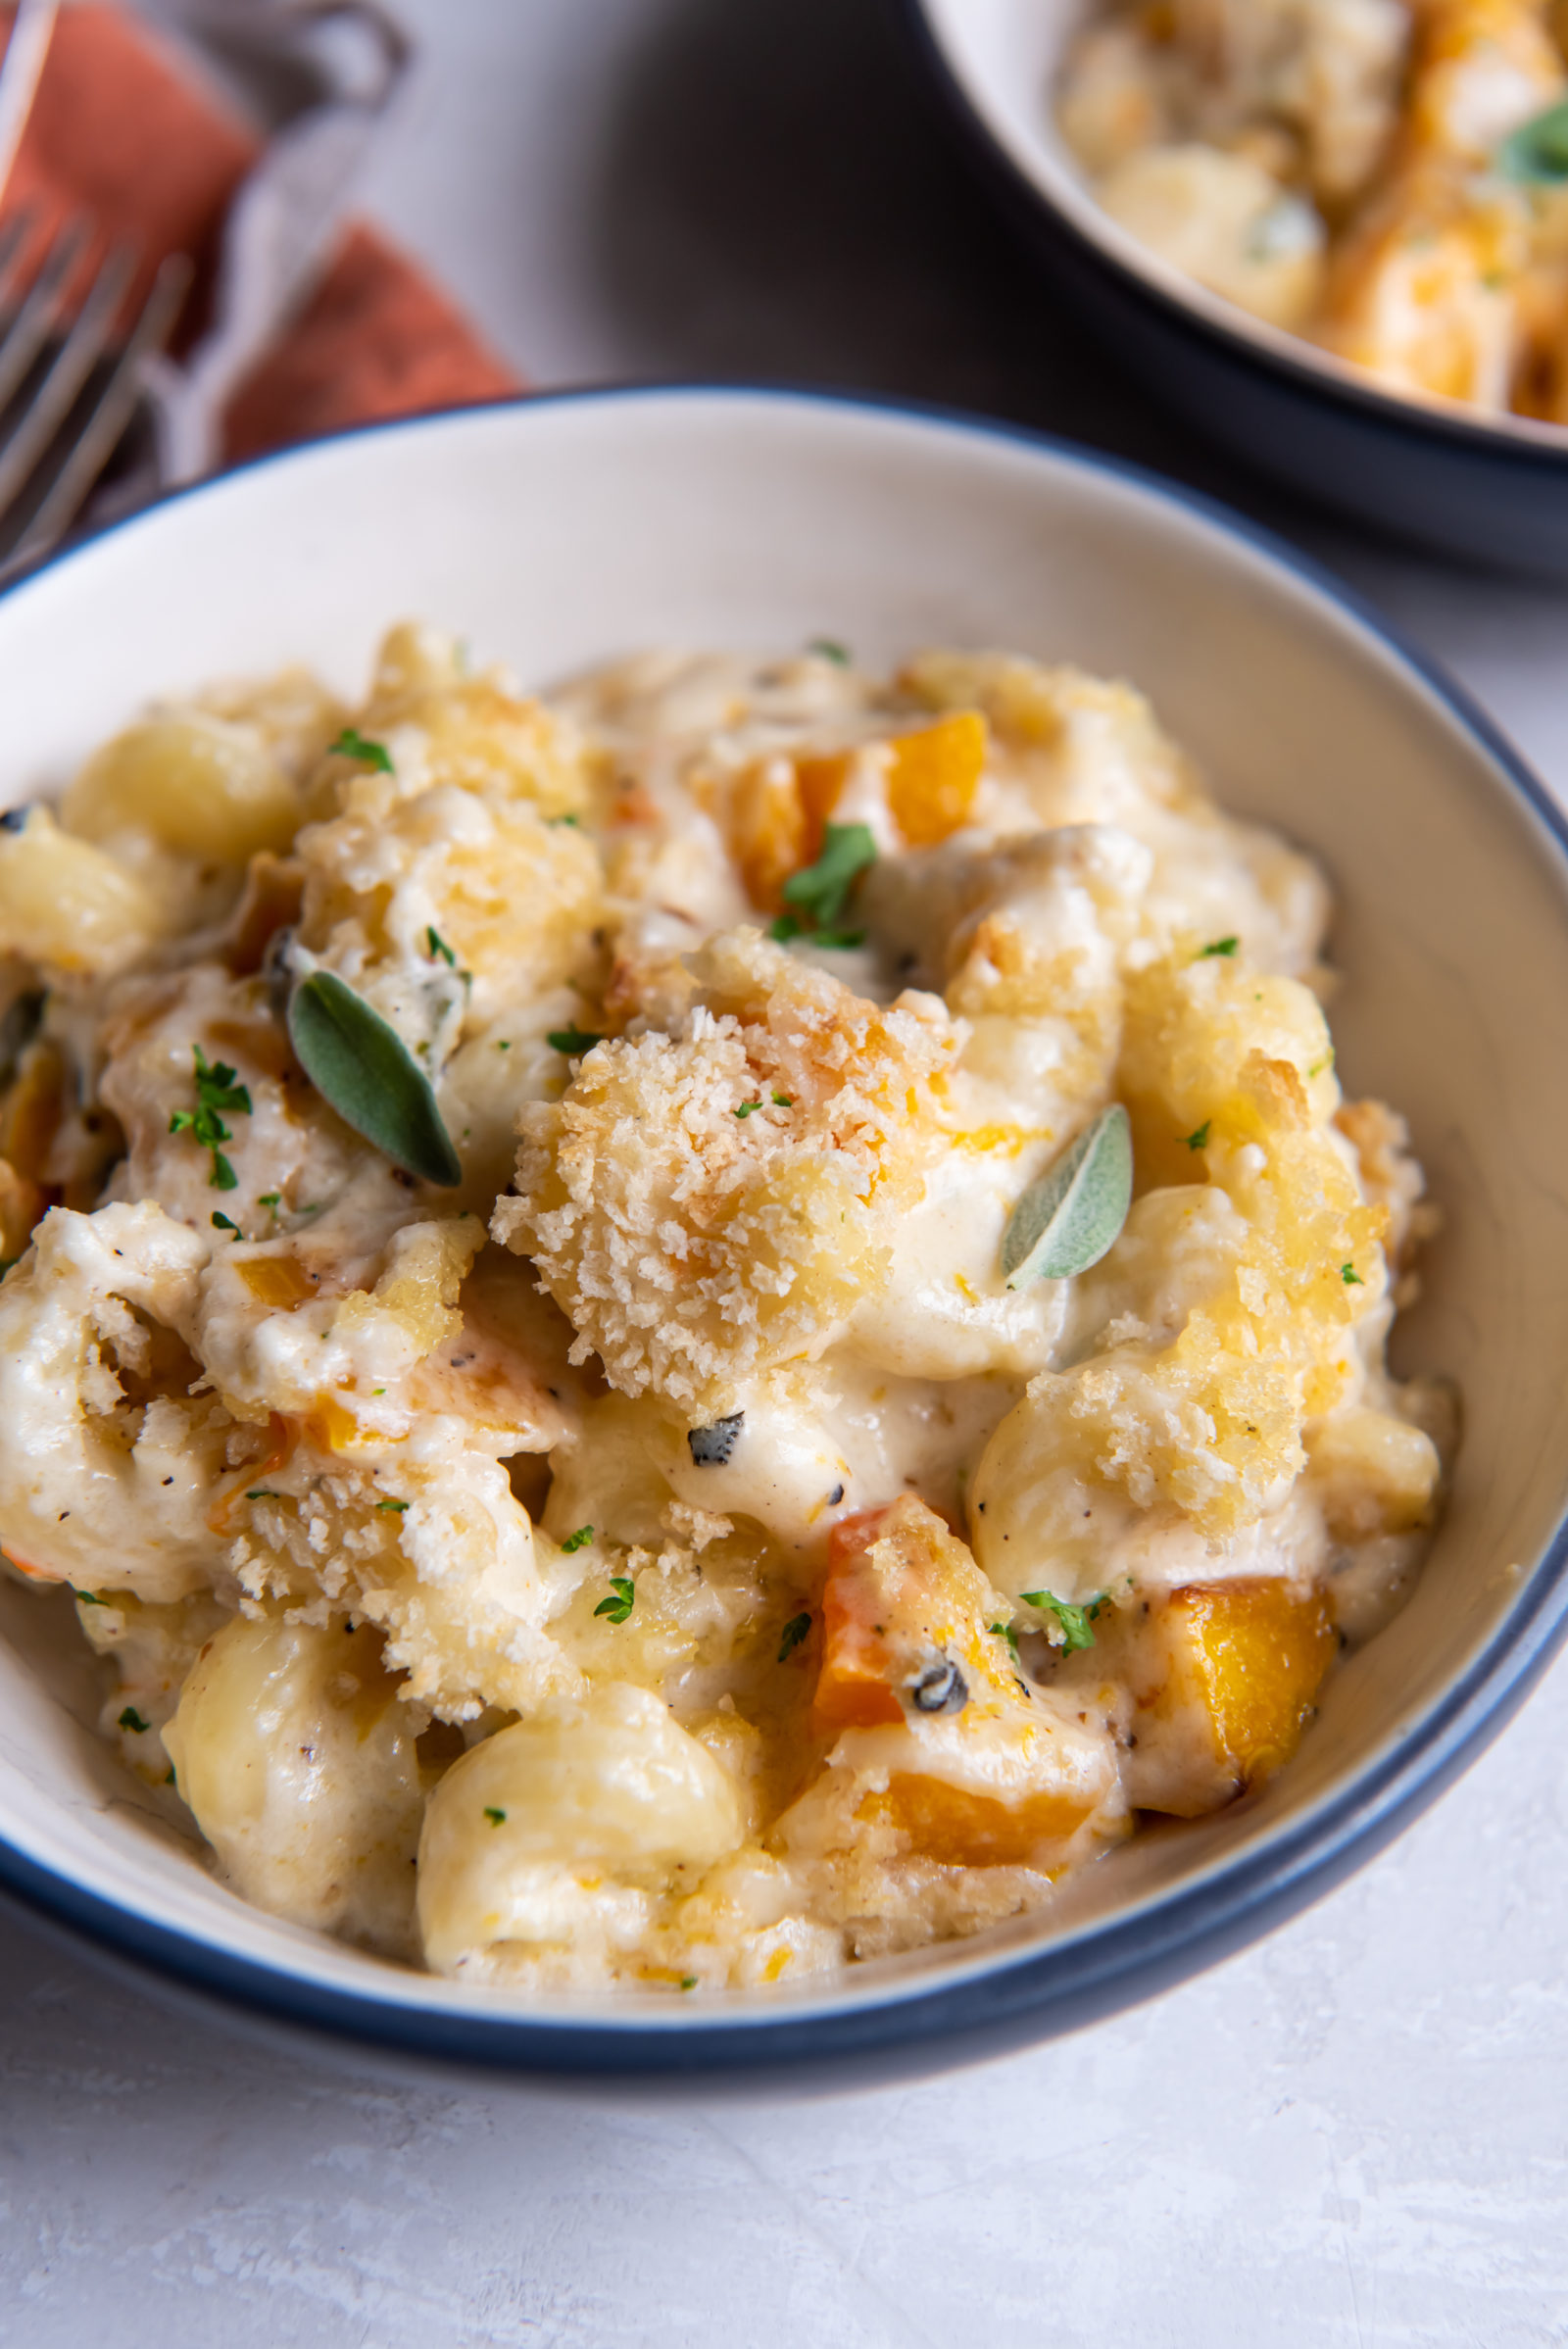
5;1;1568;2339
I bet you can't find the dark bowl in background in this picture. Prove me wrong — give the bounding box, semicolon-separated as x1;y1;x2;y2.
901;0;1568;580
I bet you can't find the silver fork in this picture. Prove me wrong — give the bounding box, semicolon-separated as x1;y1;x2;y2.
0;0;408;578
0;0;189;579
0;215;191;577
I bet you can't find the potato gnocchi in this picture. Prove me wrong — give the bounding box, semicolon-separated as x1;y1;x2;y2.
1057;0;1568;426
0;624;1451;1989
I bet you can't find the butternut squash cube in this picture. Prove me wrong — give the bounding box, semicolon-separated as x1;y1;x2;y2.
1113;1578;1338;1818
803;1497;1118;1868
886;710;986;847
811;1499;1001;1736
866;1774;1102;1867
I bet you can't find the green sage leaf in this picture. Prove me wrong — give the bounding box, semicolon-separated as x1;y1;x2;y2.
1498;97;1568;184
287;970;462;1186
1002;1102;1133;1287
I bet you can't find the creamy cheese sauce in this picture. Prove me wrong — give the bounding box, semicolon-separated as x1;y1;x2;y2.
0;625;1452;1987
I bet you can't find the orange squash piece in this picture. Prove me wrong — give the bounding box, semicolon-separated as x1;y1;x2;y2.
867;1775;1098;1866
725;712;986;911
236;1256;317;1310
1124;1578;1338;1818
886;711;986;848
811;1508;906;1731
726;751;850;911
807;1498;1117;1866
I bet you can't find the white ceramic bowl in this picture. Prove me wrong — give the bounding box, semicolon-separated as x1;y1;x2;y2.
3;388;1568;2083
905;0;1568;577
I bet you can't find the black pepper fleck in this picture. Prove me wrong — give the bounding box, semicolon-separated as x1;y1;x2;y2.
687;1411;744;1466
910;1655;967;1715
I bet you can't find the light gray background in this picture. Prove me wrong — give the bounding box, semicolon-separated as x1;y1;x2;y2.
4;4;1567;2342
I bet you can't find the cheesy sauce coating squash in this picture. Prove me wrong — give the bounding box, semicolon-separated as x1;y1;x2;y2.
0;625;1450;1988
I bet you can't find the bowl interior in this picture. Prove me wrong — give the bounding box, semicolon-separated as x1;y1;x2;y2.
913;0;1568;461
2;388;1567;2045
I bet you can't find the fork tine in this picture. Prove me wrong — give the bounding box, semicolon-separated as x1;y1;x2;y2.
0;210;90;412
3;251;192;574
0;202;38;305
0;240;135;517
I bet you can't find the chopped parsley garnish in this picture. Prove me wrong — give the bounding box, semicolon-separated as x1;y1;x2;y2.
1341;1263;1364;1286
211;1211;239;1235
483;1806;507;1827
376;1496;410;1513
769;914;867;950
807;637;851;665
496;1040;512;1052
1199;936;1239;958
989;1620;1019;1661
561;1525;594;1553
1023;1590;1105;1652
594;1576;636;1624
330;726;393;772
680;1975;699;1990
169;1045;251;1190
118;1706;150;1735
1184;1120;1211;1151
1306;1052;1335;1079
246;1489;282;1500
735;1100;760;1118
426;926;457;966
74;1590;108;1605
547;1026;605;1056
259;1191;281;1212
551;811;582;827
769;822;876;947
778;1611;811;1662
771;1092;793;1108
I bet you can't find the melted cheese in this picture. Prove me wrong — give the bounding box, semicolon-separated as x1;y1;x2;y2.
0;628;1449;1989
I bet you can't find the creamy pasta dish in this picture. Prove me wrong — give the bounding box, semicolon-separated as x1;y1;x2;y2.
1057;0;1568;425
0;625;1451;1989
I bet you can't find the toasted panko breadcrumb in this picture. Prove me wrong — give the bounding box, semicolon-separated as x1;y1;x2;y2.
494;927;964;1413
0;623;1451;1994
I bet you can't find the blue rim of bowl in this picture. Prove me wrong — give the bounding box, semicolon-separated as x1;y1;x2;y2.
2;380;1568;2081
897;0;1568;478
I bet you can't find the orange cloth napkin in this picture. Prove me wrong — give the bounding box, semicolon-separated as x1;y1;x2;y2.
0;2;519;465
